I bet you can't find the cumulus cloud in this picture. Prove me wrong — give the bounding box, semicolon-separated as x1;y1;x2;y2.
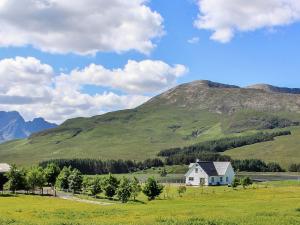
59;60;188;94
194;0;300;43
0;57;187;123
0;0;164;55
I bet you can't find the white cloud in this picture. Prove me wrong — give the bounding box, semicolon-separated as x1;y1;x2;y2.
60;60;188;94
194;0;300;43
0;57;187;123
188;37;200;44
0;57;53;102
0;0;164;55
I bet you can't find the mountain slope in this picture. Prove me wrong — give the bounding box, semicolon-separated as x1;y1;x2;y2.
0;80;300;166
0;111;57;143
225;126;300;168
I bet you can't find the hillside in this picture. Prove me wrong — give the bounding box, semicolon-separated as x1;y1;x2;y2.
225;126;300;168
0;111;57;143
0;80;300;166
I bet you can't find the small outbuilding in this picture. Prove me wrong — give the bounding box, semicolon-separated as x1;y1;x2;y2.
0;163;11;174
185;161;235;186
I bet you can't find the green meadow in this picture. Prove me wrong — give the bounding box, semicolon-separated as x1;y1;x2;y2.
226;126;300;168
1;181;300;225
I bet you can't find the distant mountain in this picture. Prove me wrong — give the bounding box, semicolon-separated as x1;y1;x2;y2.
247;84;300;94
0;80;300;167
0;111;57;143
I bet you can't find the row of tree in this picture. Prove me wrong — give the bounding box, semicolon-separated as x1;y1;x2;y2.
288;163;300;172
39;158;164;175
1;164;60;194
232;159;284;172
158;131;291;157
163;151;284;172
0;164;164;203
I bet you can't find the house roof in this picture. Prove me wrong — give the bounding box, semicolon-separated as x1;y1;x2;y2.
185;161;232;177
198;162;219;176
213;162;231;176
0;163;10;173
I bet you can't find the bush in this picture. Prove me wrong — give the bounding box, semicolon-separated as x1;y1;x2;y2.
143;177;164;201
177;186;187;197
241;177;252;189
160;168;167;177
231;178;240;188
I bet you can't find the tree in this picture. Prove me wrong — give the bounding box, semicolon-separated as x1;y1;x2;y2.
103;174;119;199
177;186;186;197
68;169;83;194
44;163;61;187
89;176;102;197
26;166;46;195
55;166;72;190
0;173;8;192
4;165;26;194
241;177;252;189
131;177;141;201
142;177;164;201
231;178;240;189
117;177;132;203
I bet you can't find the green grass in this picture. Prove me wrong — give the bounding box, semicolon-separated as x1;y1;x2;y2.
0;100;300;167
0;181;300;225
225;126;300;168
0;108;225;165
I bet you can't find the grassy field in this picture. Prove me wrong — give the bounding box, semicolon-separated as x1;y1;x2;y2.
0;181;300;225
225;126;300;168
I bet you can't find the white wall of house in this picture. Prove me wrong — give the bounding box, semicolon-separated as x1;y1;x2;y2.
185;164;209;186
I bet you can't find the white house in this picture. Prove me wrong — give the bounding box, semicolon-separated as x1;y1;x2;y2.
185;161;235;186
0;163;11;174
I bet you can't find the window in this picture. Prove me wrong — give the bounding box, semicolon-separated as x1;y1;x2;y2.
189;177;194;181
211;177;215;183
226;177;229;182
220;177;223;182
195;168;198;173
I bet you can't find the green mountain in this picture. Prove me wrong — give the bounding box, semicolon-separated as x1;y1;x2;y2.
1;80;300;166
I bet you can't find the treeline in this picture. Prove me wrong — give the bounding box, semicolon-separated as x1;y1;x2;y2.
232;159;284;172
164;152;231;165
164;152;284;172
158;131;291;157
39;158;164;175
288;163;300;172
0;164;164;202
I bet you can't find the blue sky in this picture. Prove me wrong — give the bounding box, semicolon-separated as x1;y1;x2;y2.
0;0;300;122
